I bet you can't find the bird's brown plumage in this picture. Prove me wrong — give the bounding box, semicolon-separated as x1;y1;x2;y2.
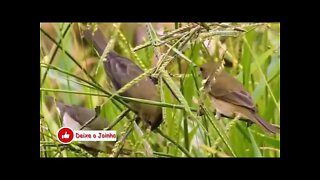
82;26;163;130
200;61;279;134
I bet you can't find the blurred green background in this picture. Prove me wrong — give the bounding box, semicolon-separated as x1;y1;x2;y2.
40;23;280;157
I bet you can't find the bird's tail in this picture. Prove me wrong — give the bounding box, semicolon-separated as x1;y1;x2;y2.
252;114;280;134
82;25;124;73
82;26;108;56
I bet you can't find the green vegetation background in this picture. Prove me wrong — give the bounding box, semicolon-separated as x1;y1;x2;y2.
40;23;280;157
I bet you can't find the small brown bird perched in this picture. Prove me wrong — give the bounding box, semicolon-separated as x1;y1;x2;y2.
82;27;163;130
200;61;279;134
44;96;131;155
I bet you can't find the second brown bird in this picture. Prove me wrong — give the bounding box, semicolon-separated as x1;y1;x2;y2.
200;61;279;134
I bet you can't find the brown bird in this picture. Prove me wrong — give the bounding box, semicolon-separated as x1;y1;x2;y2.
82;27;163;130
199;61;279;134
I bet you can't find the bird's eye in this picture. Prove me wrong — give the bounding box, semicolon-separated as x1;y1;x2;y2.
199;67;203;71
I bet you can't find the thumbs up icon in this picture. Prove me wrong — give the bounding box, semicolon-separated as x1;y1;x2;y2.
62;131;70;139
57;127;74;144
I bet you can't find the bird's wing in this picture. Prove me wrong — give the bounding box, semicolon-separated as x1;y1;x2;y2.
218;90;257;113
103;52;158;100
210;73;257;112
104;52;144;91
